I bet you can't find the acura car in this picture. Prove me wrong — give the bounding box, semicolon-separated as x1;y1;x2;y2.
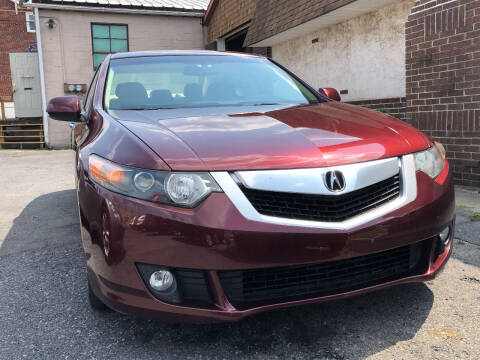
47;50;455;322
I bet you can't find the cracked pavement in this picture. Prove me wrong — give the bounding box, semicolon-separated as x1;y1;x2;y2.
0;150;479;360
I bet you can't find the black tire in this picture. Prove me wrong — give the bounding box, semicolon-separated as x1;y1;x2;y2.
88;277;108;311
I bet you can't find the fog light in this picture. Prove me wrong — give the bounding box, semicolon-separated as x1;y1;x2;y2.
439;226;451;244
149;270;174;291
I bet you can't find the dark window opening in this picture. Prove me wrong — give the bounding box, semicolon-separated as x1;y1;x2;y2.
225;28;271;57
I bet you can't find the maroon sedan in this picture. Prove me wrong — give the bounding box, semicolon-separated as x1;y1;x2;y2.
47;51;454;322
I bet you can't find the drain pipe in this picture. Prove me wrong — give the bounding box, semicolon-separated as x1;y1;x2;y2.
34;8;49;146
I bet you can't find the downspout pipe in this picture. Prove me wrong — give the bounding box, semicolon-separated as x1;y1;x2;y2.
34;7;49;146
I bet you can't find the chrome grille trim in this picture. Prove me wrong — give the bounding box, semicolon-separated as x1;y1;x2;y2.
210;155;417;230
234;157;400;195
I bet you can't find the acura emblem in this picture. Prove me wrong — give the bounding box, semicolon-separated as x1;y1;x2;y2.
324;170;346;192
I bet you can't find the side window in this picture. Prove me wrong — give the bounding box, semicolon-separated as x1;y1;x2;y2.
25;12;36;33
84;69;100;113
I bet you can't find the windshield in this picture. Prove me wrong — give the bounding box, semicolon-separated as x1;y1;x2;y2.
104;55;319;111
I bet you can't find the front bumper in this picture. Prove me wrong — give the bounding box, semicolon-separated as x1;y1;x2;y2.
80;167;455;322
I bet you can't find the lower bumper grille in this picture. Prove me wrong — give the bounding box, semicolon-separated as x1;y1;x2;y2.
240;174;401;222
218;241;424;307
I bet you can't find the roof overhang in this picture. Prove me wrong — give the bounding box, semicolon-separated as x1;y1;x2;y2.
248;0;399;47
20;1;205;17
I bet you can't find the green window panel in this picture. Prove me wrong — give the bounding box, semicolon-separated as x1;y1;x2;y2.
93;38;110;52
93;54;107;69
92;24;109;39
111;25;127;39
111;39;128;52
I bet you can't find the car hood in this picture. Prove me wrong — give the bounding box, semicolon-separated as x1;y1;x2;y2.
114;102;431;171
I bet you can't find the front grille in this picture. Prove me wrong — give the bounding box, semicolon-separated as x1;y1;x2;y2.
240;174;401;222
219;242;424;307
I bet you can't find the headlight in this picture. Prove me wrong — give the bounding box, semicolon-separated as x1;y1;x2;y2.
414;142;446;178
89;155;222;207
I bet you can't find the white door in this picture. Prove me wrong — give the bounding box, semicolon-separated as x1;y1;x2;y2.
9;53;42;118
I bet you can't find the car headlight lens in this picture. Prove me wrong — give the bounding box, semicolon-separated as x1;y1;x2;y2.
89;155;222;207
133;172;155;192
414;142;446;178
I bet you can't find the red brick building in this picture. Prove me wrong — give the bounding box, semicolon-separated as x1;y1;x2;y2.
406;0;480;186
0;0;36;100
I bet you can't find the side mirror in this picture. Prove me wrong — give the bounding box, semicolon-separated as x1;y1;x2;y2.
319;88;341;102
46;95;81;121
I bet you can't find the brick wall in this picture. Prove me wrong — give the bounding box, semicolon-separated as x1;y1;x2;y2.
349;97;407;121
206;0;257;42
406;0;480;187
0;0;37;98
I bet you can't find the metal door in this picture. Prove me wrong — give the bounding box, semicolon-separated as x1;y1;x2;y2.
9;53;42;118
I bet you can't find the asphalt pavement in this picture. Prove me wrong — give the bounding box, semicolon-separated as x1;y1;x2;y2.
0;150;479;360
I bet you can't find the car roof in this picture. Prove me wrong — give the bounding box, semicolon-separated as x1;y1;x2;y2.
110;50;263;60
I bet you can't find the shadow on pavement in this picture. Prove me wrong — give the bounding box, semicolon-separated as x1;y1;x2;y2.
0;190;434;360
